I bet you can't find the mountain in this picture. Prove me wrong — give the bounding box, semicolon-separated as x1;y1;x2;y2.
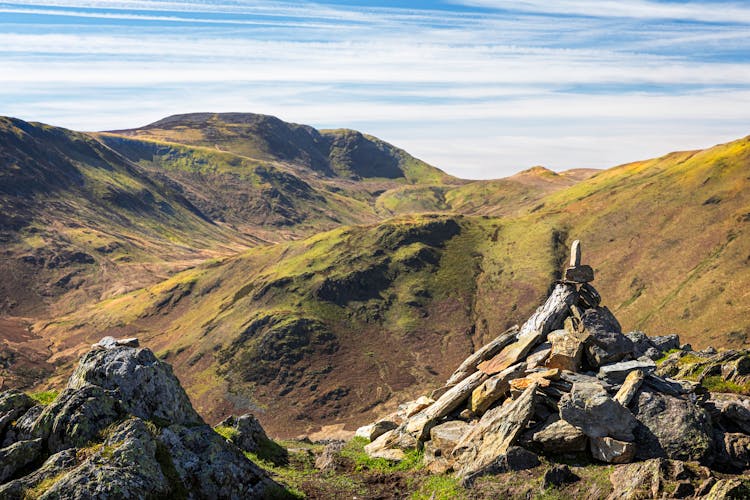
0;113;747;439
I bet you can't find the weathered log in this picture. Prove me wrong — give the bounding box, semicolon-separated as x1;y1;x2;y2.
406;370;487;441
445;326;519;387
478;283;578;375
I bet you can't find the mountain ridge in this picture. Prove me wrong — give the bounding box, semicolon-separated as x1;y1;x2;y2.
0;113;747;440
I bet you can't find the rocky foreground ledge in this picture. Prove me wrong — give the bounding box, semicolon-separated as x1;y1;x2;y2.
355;242;750;498
0;337;284;499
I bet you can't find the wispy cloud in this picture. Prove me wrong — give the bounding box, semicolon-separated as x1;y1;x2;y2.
1;0;749;177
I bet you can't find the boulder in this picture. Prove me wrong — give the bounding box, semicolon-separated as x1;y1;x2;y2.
430;420;469;455
0;343;282;498
42;418;171;499
598;359;655;385
159;423;274;498
315;441;347;472
460;446;540;487
3;404;43;446
607;458;707;500
0;391;34;442
580;307;633;368
590;436;636;464
630;388;713;462
531;415;587;454
703;478;750;500
423;420;469;474
712;431;750;472
706;393;750;434
546;329;585;372
470;362;525;415
67;346;202;426
0;438;43;483
649;334;680;352
364;427;417;460
542;464;579;489
93;336;140;349
0;448;76;498
33;385;125;452
579;283;602;308
613;370;645;407
559;381;638;441
216;414;288;465
453;383;538;483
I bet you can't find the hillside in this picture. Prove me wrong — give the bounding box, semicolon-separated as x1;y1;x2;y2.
0;114;748;440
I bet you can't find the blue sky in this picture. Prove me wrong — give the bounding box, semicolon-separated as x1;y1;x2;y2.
2;1;750;178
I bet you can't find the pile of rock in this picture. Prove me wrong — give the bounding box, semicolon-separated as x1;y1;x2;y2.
357;241;750;489
0;338;281;499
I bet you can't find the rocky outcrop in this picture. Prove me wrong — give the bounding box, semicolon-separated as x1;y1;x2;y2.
353;240;750;488
0;338;282;499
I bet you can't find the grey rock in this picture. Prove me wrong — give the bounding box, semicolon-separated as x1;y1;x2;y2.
625;331;654;358
564;265;594;283
430;420;469;454
315;441;346;472
33;384;125;452
0;448;76;498
531;415;587;454
649;334;680;352
559;382;638;441
461;446;540;487
703;478;750;500
216;414;287;464
92;336;139;349
454;383;537;483
607;458;706;500
423;421;469;474
590;436;636;464
0;438;43;483
580;307;633;368
3;404;44;446
707;393;750;434
598;359;656;385
712;430;750;472
364;427;418;460
0;390;34;443
369;420;398;442
542;464;579;489
579;282;601;308
41;418;170;500
159;423;274;499
630;388;713;462
67;346;201;426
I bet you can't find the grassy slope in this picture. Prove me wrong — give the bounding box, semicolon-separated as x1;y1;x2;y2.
3;113;748;439
0;118;256;316
36;135;750;438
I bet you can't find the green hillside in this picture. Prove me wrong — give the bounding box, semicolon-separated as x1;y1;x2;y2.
1;113;748;439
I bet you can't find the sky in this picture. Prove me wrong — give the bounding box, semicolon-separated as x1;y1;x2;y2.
1;1;750;178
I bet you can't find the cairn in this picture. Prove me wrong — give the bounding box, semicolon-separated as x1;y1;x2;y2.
357;241;750;486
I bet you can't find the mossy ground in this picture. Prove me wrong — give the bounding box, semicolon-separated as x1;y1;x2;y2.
244;437;618;500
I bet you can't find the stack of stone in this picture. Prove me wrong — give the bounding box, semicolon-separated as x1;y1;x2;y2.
358;241;750;486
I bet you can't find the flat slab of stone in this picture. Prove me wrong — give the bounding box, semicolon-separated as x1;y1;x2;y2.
598;359;656;385
454;383;538;482
614;370;645;407
470;362;525;415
